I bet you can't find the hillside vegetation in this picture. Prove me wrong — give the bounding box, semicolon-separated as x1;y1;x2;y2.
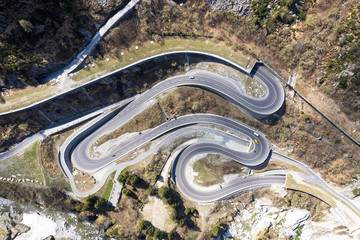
97;0;360;124
0;0;126;86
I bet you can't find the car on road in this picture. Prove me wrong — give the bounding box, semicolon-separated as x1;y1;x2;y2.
189;76;195;79
254;139;259;144
254;132;259;137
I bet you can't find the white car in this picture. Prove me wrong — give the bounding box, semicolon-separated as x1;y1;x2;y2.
189;76;195;79
253;132;259;137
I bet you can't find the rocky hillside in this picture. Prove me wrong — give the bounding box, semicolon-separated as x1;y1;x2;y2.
0;0;126;87
205;0;251;15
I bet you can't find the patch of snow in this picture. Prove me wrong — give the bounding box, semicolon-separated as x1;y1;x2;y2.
283;209;309;229
270;185;288;198
17;213;57;240
224;196;355;240
301;209;353;240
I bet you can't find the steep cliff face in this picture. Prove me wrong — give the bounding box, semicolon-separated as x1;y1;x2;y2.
0;0;126;87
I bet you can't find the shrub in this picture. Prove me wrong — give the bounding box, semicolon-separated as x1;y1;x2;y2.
122;188;132;196
75;203;84;212
352;188;360;196
154;229;165;239
81;201;93;211
147;186;157;196
184;207;195;216
212;226;219;237
154;173;160;181
85;195;98;205
168;230;176;240
74;195;99;211
146;226;156;236
94;197;107;209
351;74;360;86
118;170;129;183
178;218;186;227
139;220;150;230
338;76;348;89
78;211;96;222
128;175;140;186
158;186;170;199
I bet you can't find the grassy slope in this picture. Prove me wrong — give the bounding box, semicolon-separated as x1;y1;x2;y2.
192;154;245;187
73;37;253;82
0;140;44;182
103;171;116;200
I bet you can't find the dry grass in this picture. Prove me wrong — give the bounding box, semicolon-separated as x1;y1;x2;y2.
253;161;287;173
108;197;141;238
287;174;360;222
115;146;152;164
95;171;116;200
105;150;170;237
40;138;60;178
0;140;44;183
160;87;235;119
74;169;97;192
192;154;245;187
72;37;254;82
286;174;337;207
94;103;165;149
0;84;55;114
141;196;175;232
254;159;310;176
40;124;85;189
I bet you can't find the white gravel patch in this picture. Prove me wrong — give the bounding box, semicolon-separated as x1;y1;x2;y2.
225;139;249;152
202;130;250;152
223;173;243;184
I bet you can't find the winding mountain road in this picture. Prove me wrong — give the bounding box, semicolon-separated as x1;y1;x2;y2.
60;65;287;202
0;0;357;230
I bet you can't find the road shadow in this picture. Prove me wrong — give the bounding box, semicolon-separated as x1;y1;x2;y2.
259;102;287;125
252;150;272;170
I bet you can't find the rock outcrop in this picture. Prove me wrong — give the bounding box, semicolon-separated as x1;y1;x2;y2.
0;212;30;240
205;0;251;15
